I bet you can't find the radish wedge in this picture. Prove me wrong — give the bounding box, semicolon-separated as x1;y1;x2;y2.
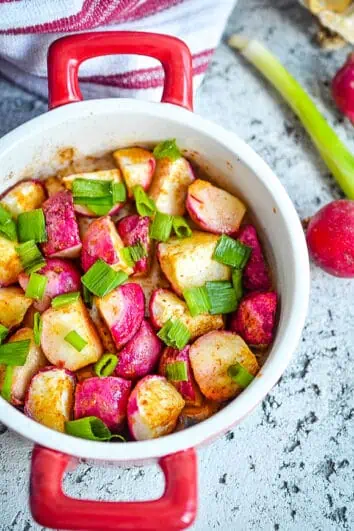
0;287;32;329
116;215;151;277
0;236;23;287
0;180;46;219
113;147;155;197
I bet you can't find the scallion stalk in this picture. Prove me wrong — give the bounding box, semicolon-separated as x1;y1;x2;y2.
17;209;47;243
183;286;210;317
1;366;14;401
94;353;118;377
25;272;48;300
133;186;156;217
150;212;173;242
51;291;80;309
0;340;30;366
166;361;188;382
227;362;254;388
33;312;42;346
172;216;192;238
0;325;9;344
64;331;87;352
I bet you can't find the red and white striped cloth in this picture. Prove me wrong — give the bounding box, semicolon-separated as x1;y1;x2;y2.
0;0;236;101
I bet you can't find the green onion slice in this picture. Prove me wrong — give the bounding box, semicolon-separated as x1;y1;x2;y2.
16;240;46;274
183;286;210;317
65;417;112;441
94;354;118;377
121;248;134;268
17;209;47;243
64;331;87;352
83;285;93;308
33;312;42;346
153;139;181;161
86;204;112;216
227;362;255;388
232;269;243;301
73;179;112;198
0;205;11;225
51;291;80;309
150;212;173;242
0;340;30;366
158;319;191;350
0;205;17;241
0;325;9;345
121;243;147;267
112;182;127;204
25;272;48;300
133;186;156;217
166;361;188;382
1;366;14;402
213;234;251;269
206;281;238;315
81;259;128;297
172;216;192;238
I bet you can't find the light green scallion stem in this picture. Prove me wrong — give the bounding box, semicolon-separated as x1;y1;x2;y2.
229;35;354;199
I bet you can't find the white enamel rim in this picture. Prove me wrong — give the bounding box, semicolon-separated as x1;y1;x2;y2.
0;99;310;462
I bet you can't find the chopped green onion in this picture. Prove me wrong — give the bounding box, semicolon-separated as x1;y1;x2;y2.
150;212;173;242
206;281;238;314
120;247;134;268
86;204;112;216
158;319;190;350
51;291;80;309
227;362;255;388
81;259;128;297
94;353;118;377
1;366;14;402
183;286;210;317
121;243;147;267
64;331;87;352
166;361;188;382
229;35;354;200
25;272;47;300
83;285;93;308
0;325;9;344
213;235;251;269
0;206;17;241
172;216;192;238
153;139;181;161
0;340;30;366
73;179;112;198
0;205;11;225
65;417;111;441
33;312;42;346
74;196;113;215
112;182;127;204
16;240;46;274
133;186;156;217
17;209;47;243
232;269;243;301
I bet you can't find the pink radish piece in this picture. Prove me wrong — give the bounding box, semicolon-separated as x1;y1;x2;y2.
127;375;185;441
115;319;162;380
0;237;23;287
237;225;270;291
113;147;155;197
42;191;82;259
0;328;47;405
306;199;354;278
158;346;202;406
95;283;145;350
189;331;259;401
0;179;46;219
116;215;151;276
149;157;195;216
18;258;81;312
74;376;131;433
230;291;278;347
24;367;75;432
186;179;246;234
332;54;354;123
81;216;132;274
0;287;32;329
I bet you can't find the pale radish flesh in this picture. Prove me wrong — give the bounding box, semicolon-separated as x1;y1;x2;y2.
113;147;155;197
0;180;46;219
116;215;151;276
0;287;32;329
0;236;23;287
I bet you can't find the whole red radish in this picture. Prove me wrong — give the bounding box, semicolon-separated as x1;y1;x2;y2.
332;54;354;123
306;199;354;277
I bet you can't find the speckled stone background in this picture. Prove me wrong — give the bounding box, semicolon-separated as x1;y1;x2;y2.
0;1;353;530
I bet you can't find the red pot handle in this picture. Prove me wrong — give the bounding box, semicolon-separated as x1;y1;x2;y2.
30;444;197;531
47;31;193;111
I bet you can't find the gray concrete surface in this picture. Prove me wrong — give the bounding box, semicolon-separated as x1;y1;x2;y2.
0;1;353;530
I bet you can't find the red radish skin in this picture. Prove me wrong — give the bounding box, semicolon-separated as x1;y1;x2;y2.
42;191;82;259
115;319;162;380
306;200;354;277
18;258;81;312
332;54;354;123
116;215;151;276
230;291;278;347
237;225;270;291
74;376;131;433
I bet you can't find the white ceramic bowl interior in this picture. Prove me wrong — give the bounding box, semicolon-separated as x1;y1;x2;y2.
0;99;310;463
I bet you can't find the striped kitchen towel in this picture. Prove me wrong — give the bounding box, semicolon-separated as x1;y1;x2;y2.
0;0;237;101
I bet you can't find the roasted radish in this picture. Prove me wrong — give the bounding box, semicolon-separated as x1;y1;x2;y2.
157;231;231;296
176;400;220;430
41;298;103;371
237;225;270;291
24;367;75;432
95;283;145;350
115;319;162;380
127;375;185;440
0;287;32;329
113;147;155;197
74;376;131;433
116;215;151;277
42;191;82;259
0;180;46;219
0;236;23;287
186;179;246;234
189;331;259;401
149;157;195;216
89;301;117;353
150;288;224;339
230;291;277;347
